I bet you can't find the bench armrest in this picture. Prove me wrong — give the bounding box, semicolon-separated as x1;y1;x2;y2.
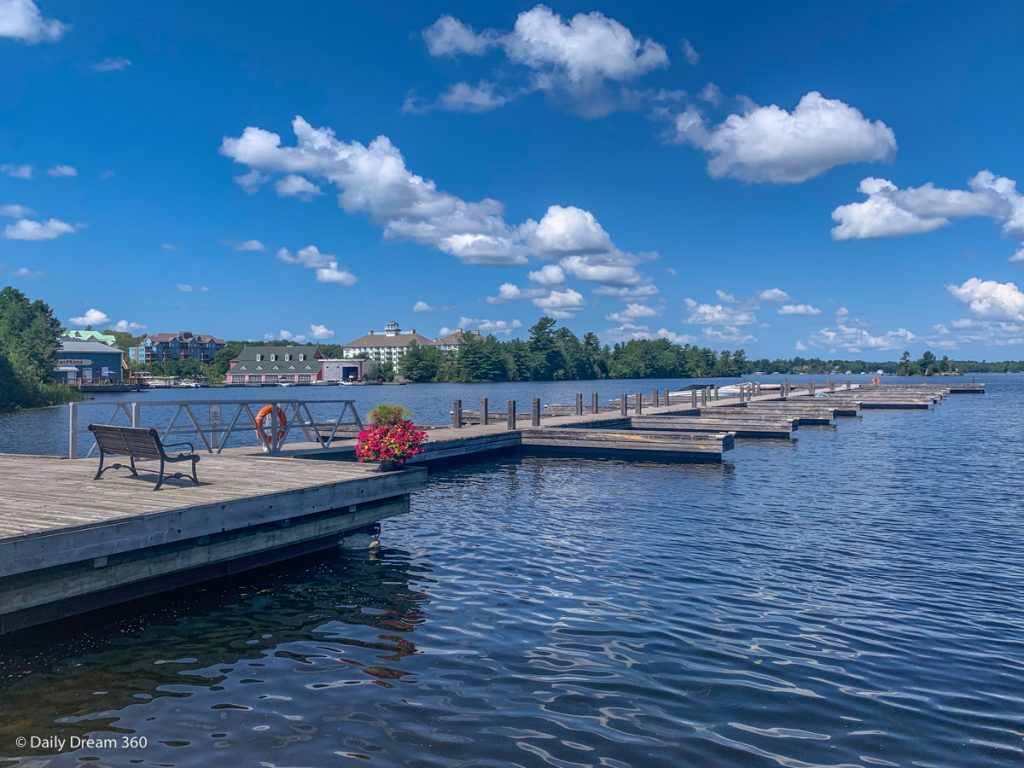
163;441;195;453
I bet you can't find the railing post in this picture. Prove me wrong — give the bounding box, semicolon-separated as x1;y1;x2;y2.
531;398;541;427
575;393;583;416
636;392;643;415
715;386;720;401
453;399;462;429
620;393;627;416
68;401;78;459
507;400;517;430
665;388;671;406
131;402;141;428
652;389;659;407
480;397;488;426
591;392;599;414
691;388;697;408
270;402;279;452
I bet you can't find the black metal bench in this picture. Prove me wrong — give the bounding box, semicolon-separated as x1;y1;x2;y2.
88;424;200;491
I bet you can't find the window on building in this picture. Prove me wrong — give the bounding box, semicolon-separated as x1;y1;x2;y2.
299;353;306;361
255;354;263;361
285;354;292;361
271;354;278;361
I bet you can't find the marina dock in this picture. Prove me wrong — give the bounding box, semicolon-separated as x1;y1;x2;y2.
0;381;983;634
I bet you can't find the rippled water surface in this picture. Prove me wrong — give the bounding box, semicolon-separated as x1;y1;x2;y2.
1;377;1022;767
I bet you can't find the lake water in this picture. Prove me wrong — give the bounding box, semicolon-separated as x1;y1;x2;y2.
0;375;1022;767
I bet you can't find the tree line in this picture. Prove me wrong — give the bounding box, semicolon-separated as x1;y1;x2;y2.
0;287;76;409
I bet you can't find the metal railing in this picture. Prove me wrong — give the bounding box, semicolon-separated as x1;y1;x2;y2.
68;398;363;458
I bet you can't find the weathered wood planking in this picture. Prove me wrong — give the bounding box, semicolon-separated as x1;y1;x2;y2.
630;416;796;439
696;407;835;425
519;427;733;462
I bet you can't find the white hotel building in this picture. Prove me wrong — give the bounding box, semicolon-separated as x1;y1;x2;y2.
342;321;473;373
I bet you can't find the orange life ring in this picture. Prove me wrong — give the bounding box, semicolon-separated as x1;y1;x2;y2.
871;376;881;385
255;404;287;445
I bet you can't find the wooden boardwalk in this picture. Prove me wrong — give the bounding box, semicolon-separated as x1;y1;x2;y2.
0;453;426;634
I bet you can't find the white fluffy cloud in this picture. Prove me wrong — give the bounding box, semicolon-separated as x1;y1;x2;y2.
606;303;658;323
684;298;756;325
277;245;357;286
805;324;915;353
69;308;110;326
235;239;266;251
703;326;756;344
947;277;1024;322
533;287;585;318
0;204;32;217
413;301;433;312
309;323;335;339
435;81;513;113
681;39;699;65
527;264;565;285
93;57;132;72
672;91;896;183
265;329;306;343
223;118;653;284
0;0;68;43
715;289;736;303
831;172;1024;257
453;316;523;336
420;5;668;116
275;174;322;200
1;163;32;179
46;164;77;177
778;303;821;315
3;217;75;240
758;287;790;302
177;284;209;293
111;319;146;332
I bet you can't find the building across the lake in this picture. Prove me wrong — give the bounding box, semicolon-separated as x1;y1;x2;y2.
226;345;323;384
129;331;226;365
64;329;117;345
53;339;124;383
342;321;479;373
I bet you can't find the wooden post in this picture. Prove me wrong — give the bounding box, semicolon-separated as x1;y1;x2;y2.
480;397;488;426
531;398;541;427
636;392;643;415
68;401;78;459
575;393;583;416
621;393;628;416
691;389;698;408
507;400;517;430
453;399;463;429
809;381;816;396
714;386;720;401
591;392;599;414
701;387;708;406
846;380;852;390
665;388;671;406
652;389;659;407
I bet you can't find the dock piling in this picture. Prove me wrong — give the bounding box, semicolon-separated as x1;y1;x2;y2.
652;389;660;407
453;399;463;429
480;397;488;426
531;398;541;427
636;392;643;415
68;402;78;459
621;394;628;417
507;400;517;430
591;392;599;414
575;393;583;416
665;388;671;406
691;389;698;408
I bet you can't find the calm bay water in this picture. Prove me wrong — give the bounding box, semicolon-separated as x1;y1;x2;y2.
0;375;1022;766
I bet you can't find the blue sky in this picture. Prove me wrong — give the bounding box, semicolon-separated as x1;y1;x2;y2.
1;0;1023;358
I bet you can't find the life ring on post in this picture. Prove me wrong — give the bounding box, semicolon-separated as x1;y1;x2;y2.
255;404;288;447
871;376;881;385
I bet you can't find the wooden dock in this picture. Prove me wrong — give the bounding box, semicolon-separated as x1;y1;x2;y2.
0;453;426;634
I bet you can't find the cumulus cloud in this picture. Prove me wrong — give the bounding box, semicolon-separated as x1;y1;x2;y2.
46;164;77;177
3;217;75;240
235;239;266;251
698;82;722;106
413;300;454;312
309;323;334;339
1;163;32;179
804;324;915;353
177;284;209;293
594;283;659;298
671;91;896;183
111;319;147;332
404;80;515;114
606;302;658;323
452;316;523;336
222;118;654;283
831;172;1024;258
0;0;68;43
275;174;322;200
758;287;790;302
657;328;695;344
69;308;110;326
947;277;1024;322
685;298;756;325
420;5;669;116
277;245;357;286
1010;248;1024;264
715;289;737;303
265;329;306;343
778;303;821;315
93;57;132;72
0;204;32;217
533;287;585;318
527;264;565;285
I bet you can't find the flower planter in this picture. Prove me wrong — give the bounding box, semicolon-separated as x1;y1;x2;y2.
378;459;400;472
